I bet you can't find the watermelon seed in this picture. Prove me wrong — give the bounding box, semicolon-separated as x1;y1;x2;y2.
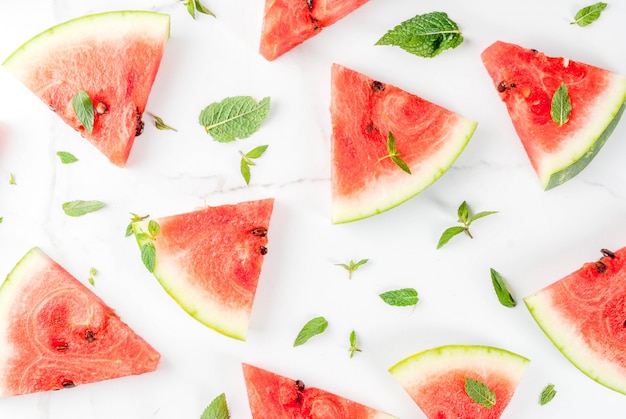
135;109;145;136
306;0;313;10
95;101;107;115
295;379;305;391
61;380;75;389
259;246;268;255
251;227;268;237
601;248;615;258
85;330;96;343
49;104;57;112
622;320;626;327
497;81;517;93
371;81;385;93
55;344;68;351
595;261;607;273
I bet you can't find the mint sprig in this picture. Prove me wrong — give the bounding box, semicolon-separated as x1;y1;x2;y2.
133;219;160;273
379;288;418;307
293;316;328;347
348;330;362;358
551;83;572;125
62;200;105;217
182;0;215;19
539;383;557;405
378;132;411;174
125;213;149;237
240;145;268;184
571;2;607;27
464;377;496;408
490;268;516;308
375;11;463;58
72;90;95;133
437;201;497;248
199;96;270;142
200;392;229;419
151;114;177;131
335;258;369;279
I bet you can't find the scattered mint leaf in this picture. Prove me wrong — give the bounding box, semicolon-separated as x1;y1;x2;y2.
551;82;572;125
125;213;149;237
200;392;229;419
9;173;15;185
375;11;463;58
239;145;268;184
379;288;419;307
72;90;95;133
141;242;157;273
490;268;516;308
182;0;216;19
0;217;3;223
88;276;95;286
57;151;78;164
294;316;328;347
571;2;607;26
151;114;177;131
148;219;161;238
539;383;557;405
199;96;271;142
378;132;411;174
335;258;369;279
88;267;97;286
62;200;105;217
437;201;497;248
348;330;362;358
464;377;496;408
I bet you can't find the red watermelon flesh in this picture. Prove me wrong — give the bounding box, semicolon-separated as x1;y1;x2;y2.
389;345;529;419
481;40;626;190
331;63;477;223
260;0;369;61
132;198;274;341
0;248;160;397
242;363;397;418
2;11;170;167
525;247;626;394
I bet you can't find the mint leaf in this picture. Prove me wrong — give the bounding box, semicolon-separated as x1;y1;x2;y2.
125;213;149;237
378;132;411;174
72;90;94;133
9;173;15;185
348;330;362;358
148;220;161;238
379;288;418;307
87;267;97;287
376;11;463;58
239;145;268;184
437;201;497;248
62;200;105;217
294;316;328;346
182;0;215;19
436;226;465;248
551;83;572;125
199;96;270;142
200;392;229;419
56;151;78;164
335;258;369;279
539;383;557;405
464;377;496;408
141;242;156;273
571;2;607;26
490;268;516;308
151;114;177;131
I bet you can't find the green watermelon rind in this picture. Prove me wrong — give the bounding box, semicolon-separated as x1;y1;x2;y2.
132;219;251;342
541;75;626;190
2;10;170;69
524;291;626;395
332;119;477;224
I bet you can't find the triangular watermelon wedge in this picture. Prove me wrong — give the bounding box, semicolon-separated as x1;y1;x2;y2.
389;345;529;418
242;363;397;418
330;63;477;223
260;0;369;60
525;246;626;394
481;40;626;190
132;198;274;341
2;11;170;167
0;247;160;397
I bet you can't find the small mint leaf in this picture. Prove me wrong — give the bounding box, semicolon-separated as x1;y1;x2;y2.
437;226;465;248
294;316;328;346
379;288;418;307
200;392;229;419
571;2;607;27
490;268;516;308
551;82;572;125
539;383;557;405
62;200;104;217
56;151;78;164
464;377;496;408
72;90;94;133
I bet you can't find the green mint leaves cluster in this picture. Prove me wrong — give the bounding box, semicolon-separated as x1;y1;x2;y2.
335;258;369;279
379;132;411;174
240;145;268;185
437;201;497;248
376;11;463;58
181;0;215;19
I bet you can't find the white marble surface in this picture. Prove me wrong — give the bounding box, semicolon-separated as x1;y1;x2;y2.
1;0;626;418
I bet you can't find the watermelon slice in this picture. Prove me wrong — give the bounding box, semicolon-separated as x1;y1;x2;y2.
525;247;626;394
330;63;477;223
0;247;160;397
2;11;170;167
389;345;529;418
481;40;626;190
242;363;396;418
260;0;369;60
132;198;274;341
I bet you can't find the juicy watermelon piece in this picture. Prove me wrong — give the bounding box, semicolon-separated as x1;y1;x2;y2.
0;248;160;397
389;345;529;418
242;363;396;418
132;198;274;341
525;246;626;394
260;0;369;61
481;40;626;190
2;11;170;167
330;63;477;223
